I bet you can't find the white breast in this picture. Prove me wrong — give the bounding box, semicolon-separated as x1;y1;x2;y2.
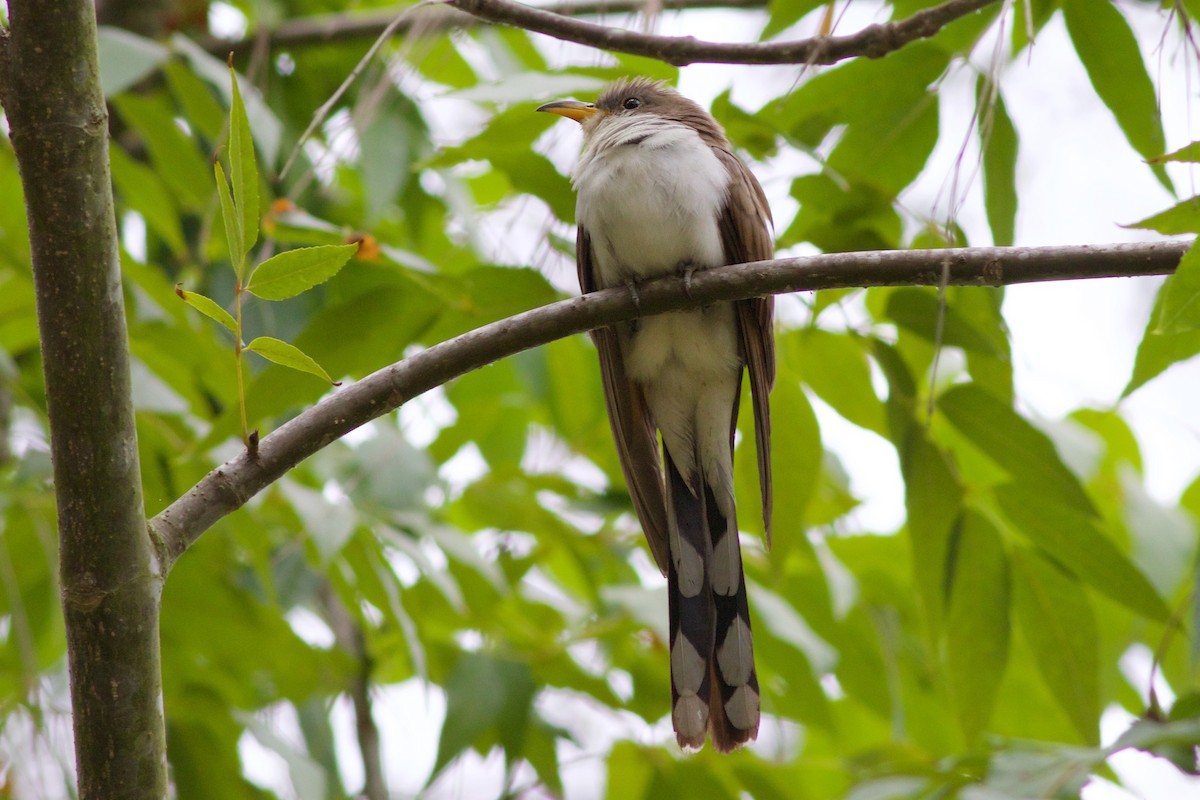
574;118;730;288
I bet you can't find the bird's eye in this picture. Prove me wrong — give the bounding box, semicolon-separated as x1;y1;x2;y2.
623;97;641;110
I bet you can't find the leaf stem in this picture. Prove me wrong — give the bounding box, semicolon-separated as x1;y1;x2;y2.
235;277;249;444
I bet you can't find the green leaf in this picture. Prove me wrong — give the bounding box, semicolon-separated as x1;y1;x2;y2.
1011;548;1100;742
938;383;1094;514
245;244;358;301
358;90;421;219
432;105;576;221
945;511;1010;742
431;653;536;780
163;60;227;142
244;336;336;384
996;483;1168;621
828;89;939;196
112;93;212;209
737;372;820;550
227;67;259;258
110;145;186;255
605;743;653;799
1062;0;1169;190
213;161;242;274
97;26;170;97
711;91;778;161
1125;196;1200;235
1124;278;1200;396
886;288;1004;356
175;285;236;334
782;173;902;251
762;0;827;40
171;34;283;166
794;329;886;436
1157;240;1200;334
1148;140;1200;164
978;79;1019;246
901;430;963;637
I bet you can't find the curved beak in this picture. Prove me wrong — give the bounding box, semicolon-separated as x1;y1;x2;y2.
536;99;599;123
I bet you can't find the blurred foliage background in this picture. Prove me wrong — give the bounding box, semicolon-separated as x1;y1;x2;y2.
3;0;1200;797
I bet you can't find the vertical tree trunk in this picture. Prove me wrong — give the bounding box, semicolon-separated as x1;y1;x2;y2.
0;3;167;797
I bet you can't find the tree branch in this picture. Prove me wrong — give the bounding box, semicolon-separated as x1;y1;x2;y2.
202;0;769;57
445;0;999;65
150;240;1186;568
4;1;166;797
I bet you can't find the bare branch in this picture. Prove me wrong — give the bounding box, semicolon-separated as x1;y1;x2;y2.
202;0;769;57
150;240;1186;568
445;0;1000;65
319;583;387;800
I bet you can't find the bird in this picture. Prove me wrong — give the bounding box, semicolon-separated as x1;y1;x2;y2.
538;78;775;753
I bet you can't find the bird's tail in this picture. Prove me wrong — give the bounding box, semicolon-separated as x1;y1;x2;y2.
665;453;760;753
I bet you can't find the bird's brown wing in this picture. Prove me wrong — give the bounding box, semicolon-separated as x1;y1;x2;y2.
714;147;776;543
577;227;671;574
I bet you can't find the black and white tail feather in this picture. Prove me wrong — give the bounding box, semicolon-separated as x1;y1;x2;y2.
665;448;760;750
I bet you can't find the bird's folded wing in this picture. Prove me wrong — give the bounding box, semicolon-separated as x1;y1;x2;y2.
577;227;671;573
714;148;776;542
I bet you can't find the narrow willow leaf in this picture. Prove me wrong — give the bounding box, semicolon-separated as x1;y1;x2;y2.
977;78;1019;246
1124;196;1200;236
228;66;259;258
901;431;963;638
112;94;212;209
214;161;242;276
110;145;186;255
938;383;1094;515
1157;240;1200;334
97;27;170;98
245;244;358;301
244;336;336;384
945;512;1010;742
1148;141;1200;164
175;285;237;334
1062;0;1169;190
1011;548;1100;742
1124;278;1200;396
996;484;1168;621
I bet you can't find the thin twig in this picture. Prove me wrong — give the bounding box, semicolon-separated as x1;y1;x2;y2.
446;0;1000;66
279;2;436;180
149;240;1188;569
201;0;770;56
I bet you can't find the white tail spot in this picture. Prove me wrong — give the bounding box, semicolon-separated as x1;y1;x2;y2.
671;631;706;692
716;616;754;686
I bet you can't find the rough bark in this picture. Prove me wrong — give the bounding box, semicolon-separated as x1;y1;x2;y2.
0;2;167;798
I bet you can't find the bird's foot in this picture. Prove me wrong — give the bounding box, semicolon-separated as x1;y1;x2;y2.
625;279;642;332
679;263;710;311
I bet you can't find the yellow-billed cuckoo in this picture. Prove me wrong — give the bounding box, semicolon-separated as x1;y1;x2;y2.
538;78;774;753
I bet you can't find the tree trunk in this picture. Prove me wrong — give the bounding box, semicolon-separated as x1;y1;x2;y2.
0;2;167;797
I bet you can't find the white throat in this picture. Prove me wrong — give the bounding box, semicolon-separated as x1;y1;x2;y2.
573;114;730;288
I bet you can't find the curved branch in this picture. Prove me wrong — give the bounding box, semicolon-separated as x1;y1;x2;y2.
150;240;1187;569
202;0;769;57
446;0;999;66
